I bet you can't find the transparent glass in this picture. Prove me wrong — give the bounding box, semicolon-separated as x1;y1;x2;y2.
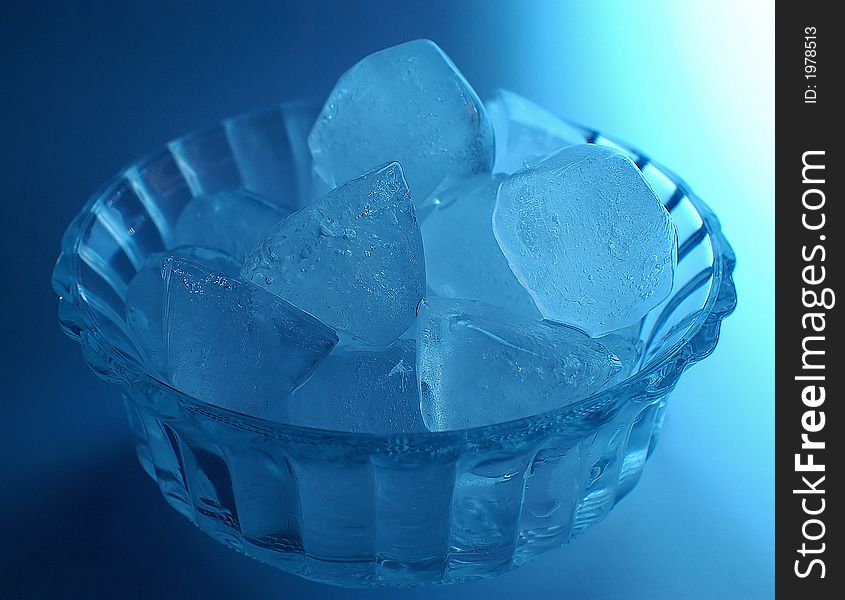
52;102;737;587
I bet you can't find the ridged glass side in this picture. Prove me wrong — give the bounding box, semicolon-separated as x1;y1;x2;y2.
53;103;737;587
121;389;666;585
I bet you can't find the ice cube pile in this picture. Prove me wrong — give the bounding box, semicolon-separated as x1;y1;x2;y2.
124;40;677;433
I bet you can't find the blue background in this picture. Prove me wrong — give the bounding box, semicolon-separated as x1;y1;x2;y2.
1;1;773;598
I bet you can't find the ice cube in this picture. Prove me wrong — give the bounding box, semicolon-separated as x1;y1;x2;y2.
421;174;539;317
486;89;587;174
308;39;494;202
417;298;622;431
242;162;425;347
492;144;677;336
125;246;240;374
163;258;338;416
272;340;426;434
173;189;290;262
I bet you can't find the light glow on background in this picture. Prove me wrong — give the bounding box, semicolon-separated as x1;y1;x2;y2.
2;1;773;597
490;2;774;597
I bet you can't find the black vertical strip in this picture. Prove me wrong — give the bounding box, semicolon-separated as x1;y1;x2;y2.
776;4;840;597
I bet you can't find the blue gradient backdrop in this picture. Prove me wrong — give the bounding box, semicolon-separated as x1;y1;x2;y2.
1;1;773;598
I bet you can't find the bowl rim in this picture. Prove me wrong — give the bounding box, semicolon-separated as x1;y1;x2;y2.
53;103;737;452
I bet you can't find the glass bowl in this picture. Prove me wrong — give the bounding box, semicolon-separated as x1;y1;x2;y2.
52;101;736;587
